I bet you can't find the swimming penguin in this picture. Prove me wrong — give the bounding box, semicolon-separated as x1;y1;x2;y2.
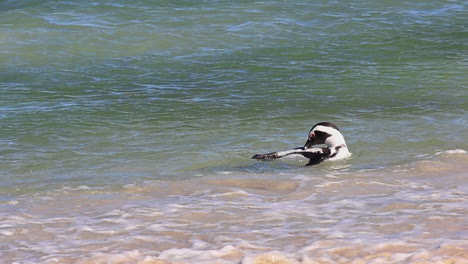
252;122;350;166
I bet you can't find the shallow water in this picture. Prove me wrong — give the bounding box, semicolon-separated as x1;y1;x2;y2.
2;151;467;263
1;0;467;263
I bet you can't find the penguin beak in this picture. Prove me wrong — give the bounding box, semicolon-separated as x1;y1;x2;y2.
303;134;315;150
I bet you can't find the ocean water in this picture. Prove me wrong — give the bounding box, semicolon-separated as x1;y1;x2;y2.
1;0;467;263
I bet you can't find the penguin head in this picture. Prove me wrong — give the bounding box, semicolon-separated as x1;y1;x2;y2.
303;122;345;149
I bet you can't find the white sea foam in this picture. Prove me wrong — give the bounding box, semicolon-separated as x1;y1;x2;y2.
435;149;467;155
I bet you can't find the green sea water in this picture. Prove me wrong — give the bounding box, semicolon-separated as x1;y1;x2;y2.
0;1;467;263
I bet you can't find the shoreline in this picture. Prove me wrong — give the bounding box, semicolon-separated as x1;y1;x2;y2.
2;150;467;264
42;240;468;264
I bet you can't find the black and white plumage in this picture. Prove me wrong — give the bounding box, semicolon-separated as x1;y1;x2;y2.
252;122;350;166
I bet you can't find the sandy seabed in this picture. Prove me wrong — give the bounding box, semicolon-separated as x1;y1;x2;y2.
4;150;468;264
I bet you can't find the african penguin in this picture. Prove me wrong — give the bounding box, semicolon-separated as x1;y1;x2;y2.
252;122;350;166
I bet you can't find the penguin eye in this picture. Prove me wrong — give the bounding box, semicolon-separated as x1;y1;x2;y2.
309;133;315;138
